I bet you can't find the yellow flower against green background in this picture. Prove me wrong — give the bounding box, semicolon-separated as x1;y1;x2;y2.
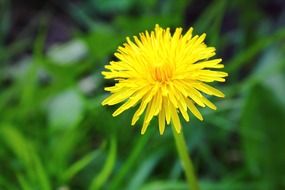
102;24;228;135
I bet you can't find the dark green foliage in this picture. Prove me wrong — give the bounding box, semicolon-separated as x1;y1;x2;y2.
1;0;285;189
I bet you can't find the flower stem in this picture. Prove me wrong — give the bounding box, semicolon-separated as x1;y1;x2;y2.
172;126;199;190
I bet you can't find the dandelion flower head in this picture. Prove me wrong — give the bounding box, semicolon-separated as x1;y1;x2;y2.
102;25;228;135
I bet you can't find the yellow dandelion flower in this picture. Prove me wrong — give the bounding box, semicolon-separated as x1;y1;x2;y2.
102;24;228;135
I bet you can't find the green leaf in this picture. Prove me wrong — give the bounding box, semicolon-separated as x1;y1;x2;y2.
139;181;187;190
200;179;265;190
93;0;135;13
0;175;17;190
62;144;104;182
194;0;227;39
85;26;121;61
0;125;51;190
89;137;117;190
126;150;165;190
47;126;87;179
226;27;285;73
17;175;32;190
0;125;32;165
109;133;150;190
241;83;285;189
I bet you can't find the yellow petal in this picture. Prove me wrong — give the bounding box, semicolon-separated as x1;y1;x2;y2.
201;96;217;110
164;98;171;125
170;104;181;133
158;108;166;135
102;88;137;106
185;98;203;121
195;83;225;97
141;121;150;135
112;86;152;116
131;100;148;125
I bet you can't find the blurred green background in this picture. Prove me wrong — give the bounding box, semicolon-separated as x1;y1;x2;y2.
1;0;285;189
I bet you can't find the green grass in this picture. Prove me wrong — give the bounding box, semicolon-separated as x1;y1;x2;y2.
1;0;285;189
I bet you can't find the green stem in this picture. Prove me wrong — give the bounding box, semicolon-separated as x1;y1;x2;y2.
172;126;199;190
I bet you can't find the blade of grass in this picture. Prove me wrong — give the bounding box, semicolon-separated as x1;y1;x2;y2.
0;176;17;190
17;175;32;190
61;143;105;182
194;0;226;33
18;16;47;116
0;124;51;190
89;137;117;190
126;149;166;190
109;133;150;190
31;153;51;190
140;181;187;190
226;27;285;73
48;127;86;178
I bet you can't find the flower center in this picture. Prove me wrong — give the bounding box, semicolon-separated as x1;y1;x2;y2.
153;64;173;82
